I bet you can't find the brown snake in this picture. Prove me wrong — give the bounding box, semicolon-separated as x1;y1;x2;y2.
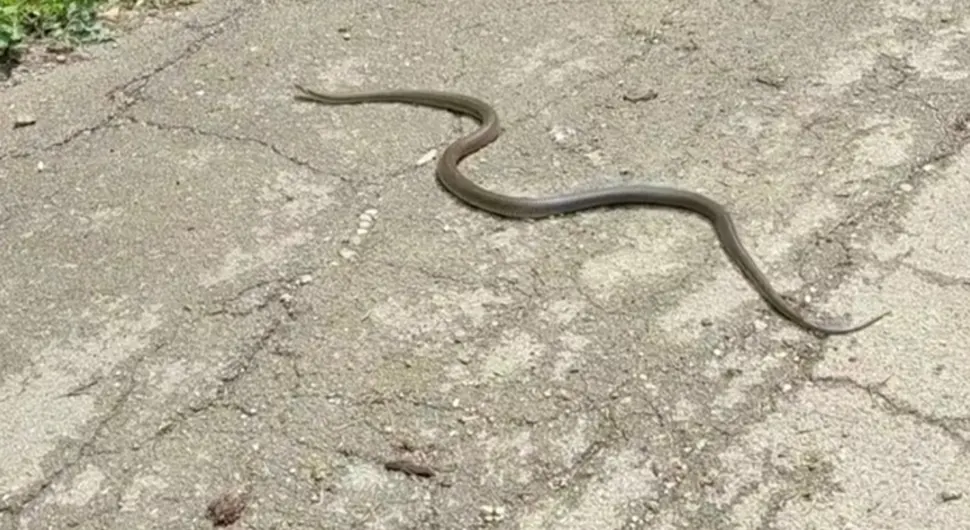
293;83;889;335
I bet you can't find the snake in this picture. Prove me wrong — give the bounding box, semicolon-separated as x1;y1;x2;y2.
293;83;890;335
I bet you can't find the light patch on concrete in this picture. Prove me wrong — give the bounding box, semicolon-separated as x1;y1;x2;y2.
150;358;210;397
816;268;970;418
339;462;386;494
544;55;604;87
50;465;105;507
579;222;692;299
199;229;311;287
118;473;169;514
297;56;371;95
910;25;970;81
0;309;160;495
671;397;699;422
836;147;970;418
499;39;576;87
541;298;588;326
717;386;970;529
553;415;594;466
549;329;591;381
817;49;876;93
727;483;773;527
370;287;513;336
485;226;539;262
881;0;932;20
707;350;788;410
872;145;970;278
175;145;220;171
655;264;756;336
481;330;545;378
519;448;659;530
257;169;337;223
852;118;915;170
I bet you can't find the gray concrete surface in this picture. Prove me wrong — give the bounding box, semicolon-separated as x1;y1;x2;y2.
2;0;969;528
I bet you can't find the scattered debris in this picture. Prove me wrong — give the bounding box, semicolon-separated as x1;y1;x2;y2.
206;490;248;527
622;89;658;103
940;491;963;502
384;459;436;478
952;112;970;133
754;75;787;89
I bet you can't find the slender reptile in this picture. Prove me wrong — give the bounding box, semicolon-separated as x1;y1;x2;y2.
293;83;889;336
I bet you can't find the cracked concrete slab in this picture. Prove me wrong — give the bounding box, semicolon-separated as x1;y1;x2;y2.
2;0;969;528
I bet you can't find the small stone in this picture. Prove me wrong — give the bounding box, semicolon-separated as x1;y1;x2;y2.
36;161;45;172
940;491;963;502
46;43;74;54
13;115;36;128
416;149;437;166
622;89;659;103
206;490;248;527
297;274;313;285
549;125;576;144
100;6;121;22
364;208;378;217
339;248;357;260
899;183;913;192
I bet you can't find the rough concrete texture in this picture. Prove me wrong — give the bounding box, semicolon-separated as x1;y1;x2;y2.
2;0;969;528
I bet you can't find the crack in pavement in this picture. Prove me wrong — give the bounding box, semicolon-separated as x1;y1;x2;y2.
134;119;359;191
2;267;312;518
0;362;140;517
0;4;248;162
810;375;970;446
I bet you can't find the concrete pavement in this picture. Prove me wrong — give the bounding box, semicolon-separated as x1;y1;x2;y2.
2;0;969;528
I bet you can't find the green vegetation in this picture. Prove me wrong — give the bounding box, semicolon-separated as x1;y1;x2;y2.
1;0;111;64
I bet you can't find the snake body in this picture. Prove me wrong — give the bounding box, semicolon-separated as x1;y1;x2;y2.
293;84;889;335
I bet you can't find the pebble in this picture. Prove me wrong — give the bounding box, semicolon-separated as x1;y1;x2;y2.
416;149;437;166
549;125;576;144
100;7;121;22
480;505;507;523
13;115;36;128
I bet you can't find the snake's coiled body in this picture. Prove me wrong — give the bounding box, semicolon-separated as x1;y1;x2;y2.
294;84;888;335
